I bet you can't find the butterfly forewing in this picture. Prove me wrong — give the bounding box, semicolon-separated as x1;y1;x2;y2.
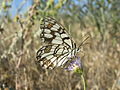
40;17;75;49
36;17;78;69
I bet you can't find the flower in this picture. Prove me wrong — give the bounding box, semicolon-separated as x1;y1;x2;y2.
65;56;83;74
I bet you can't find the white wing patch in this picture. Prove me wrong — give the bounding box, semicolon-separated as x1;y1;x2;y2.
51;27;58;31
44;34;53;38
53;23;60;29
44;29;51;33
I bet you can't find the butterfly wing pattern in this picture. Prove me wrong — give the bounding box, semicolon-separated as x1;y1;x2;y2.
36;17;78;69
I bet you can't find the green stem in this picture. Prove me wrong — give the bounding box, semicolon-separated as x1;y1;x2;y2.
81;74;86;90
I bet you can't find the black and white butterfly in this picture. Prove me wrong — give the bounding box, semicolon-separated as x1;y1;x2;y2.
36;17;87;69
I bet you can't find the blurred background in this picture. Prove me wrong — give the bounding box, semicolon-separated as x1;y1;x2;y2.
0;0;120;90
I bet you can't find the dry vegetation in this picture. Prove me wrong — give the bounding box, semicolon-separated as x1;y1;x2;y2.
0;0;120;90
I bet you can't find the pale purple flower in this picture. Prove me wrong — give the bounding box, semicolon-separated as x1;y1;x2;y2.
65;56;83;71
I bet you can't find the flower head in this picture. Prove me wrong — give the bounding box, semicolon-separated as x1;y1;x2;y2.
65;56;83;74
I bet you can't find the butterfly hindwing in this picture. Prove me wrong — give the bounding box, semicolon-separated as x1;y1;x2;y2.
36;44;70;69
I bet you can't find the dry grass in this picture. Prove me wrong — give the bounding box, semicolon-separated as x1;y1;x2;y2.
0;17;120;90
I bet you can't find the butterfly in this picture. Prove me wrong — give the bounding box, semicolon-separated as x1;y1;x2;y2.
36;17;88;69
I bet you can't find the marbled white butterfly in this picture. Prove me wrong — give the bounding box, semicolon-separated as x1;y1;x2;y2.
36;17;86;69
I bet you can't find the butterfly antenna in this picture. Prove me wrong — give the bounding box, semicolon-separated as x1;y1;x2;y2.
77;36;89;51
